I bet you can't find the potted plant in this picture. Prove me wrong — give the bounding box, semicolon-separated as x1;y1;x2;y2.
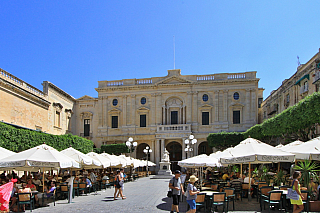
273;170;285;186
260;166;271;184
294;160;320;211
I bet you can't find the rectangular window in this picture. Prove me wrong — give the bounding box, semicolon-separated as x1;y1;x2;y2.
140;114;146;127
84;119;90;136
171;111;178;124
202;112;209;125
233;110;240;124
55;111;60;127
258;98;263;108
112;116;118;128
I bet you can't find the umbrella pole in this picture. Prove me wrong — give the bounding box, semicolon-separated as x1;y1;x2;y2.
43;167;45;193
240;163;243;178
248;162;251;201
278;162;280;172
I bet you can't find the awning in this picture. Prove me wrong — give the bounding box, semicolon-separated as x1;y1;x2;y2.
295;74;309;86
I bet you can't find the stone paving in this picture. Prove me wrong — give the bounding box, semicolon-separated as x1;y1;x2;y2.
25;176;304;213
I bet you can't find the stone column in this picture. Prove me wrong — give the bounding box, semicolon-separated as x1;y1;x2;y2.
123;95;127;126
155;139;160;168
131;95;136;129
214;91;219;122
251;89;257;123
167;107;170;125
98;96;103;126
156;93;162;125
192;91;198;124
182;139;186;160
104;96;108;127
183;105;186;124
151;93;156;126
162;106;166;125
245;89;251;123
150;140;155;164
223;90;228;122
187;92;192;123
160;139;165;160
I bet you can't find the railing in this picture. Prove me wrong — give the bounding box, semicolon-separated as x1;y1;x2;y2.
313;71;320;84
197;75;214;81
107;81;123;86
156;124;191;133
0;68;45;98
228;74;246;79
80;133;92;137
136;79;152;84
300;84;309;94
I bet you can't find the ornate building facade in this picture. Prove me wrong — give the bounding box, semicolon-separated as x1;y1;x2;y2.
75;69;263;170
260;49;320;123
1;68;262;171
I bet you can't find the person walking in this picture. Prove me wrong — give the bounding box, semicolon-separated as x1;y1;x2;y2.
169;170;184;213
186;175;200;213
116;168;125;198
114;170;125;200
291;171;304;213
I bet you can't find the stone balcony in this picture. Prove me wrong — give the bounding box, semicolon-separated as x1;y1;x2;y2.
156;124;191;139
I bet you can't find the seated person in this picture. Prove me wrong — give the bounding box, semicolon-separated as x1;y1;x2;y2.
222;173;229;181
26;179;39;205
32;176;41;187
44;181;56;196
18;183;32;211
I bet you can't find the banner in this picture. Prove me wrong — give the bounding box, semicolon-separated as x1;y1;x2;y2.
0;182;13;212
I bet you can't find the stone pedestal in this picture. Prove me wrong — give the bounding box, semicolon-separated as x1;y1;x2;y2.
152;161;173;179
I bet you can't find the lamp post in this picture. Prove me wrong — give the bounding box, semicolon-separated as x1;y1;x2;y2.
143;146;152;177
126;137;137;179
184;134;197;159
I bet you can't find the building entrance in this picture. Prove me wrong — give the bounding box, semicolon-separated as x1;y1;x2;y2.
166;141;182;172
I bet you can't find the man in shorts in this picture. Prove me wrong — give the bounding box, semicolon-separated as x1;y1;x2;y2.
169;170;185;213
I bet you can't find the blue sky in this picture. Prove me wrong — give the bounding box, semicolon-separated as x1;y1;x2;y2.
1;1;319;99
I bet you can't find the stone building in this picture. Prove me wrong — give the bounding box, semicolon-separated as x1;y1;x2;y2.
0;68;75;135
0;67;263;171
260;49;320;123
75;69;263;170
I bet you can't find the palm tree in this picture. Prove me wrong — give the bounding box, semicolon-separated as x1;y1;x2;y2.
294;160;319;190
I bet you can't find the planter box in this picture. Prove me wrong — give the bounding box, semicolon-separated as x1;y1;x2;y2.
309;201;320;212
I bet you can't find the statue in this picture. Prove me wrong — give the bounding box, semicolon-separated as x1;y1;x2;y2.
162;149;170;162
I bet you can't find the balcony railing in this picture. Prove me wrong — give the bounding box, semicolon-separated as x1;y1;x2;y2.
313;71;320;84
300;84;309;94
156;124;191;133
80;133;92;137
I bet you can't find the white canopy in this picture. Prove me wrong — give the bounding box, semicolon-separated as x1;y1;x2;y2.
0;147;16;159
210;147;234;160
0;144;80;169
279;140;304;152
132;159;145;168
117;155;134;166
61;147;101;169
282;137;320;160
178;154;221;168
220;138;295;164
100;153;124;167
86;152;111;168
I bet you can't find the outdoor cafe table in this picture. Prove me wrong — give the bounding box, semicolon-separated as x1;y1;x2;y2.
268;190;289;211
201;190;221;209
200;187;213;191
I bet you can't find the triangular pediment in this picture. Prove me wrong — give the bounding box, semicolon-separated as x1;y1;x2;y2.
156;76;192;85
77;95;96;101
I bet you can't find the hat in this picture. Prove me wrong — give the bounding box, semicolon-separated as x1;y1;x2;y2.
189;175;198;182
175;170;181;174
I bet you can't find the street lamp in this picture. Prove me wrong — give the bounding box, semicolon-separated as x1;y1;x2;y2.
126;137;137;179
143;146;152;177
184;134;197;159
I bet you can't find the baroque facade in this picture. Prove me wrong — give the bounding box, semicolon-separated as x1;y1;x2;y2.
260;49;320;123
0;68;262;171
75;69;263;170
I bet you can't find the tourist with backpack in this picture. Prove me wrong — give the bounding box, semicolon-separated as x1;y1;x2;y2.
168;170;184;213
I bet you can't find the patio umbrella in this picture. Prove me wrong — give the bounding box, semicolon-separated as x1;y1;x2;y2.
220;137;295;198
0;146;15;159
118;155;134;167
178;154;221;168
61;147;101;169
282;137;320;160
86;152;112;168
278;140;304;152
100;153;124;167
0;144;80;191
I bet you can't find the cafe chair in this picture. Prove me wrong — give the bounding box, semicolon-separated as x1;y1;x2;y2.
59;185;70;200
242;183;249;198
194;193;206;212
78;182;88;195
301;190;309;213
261;190;283;212
73;182;79;196
259;186;274;210
17;192;34;212
257;183;268;201
210;184;219;191
41;188;56;207
211;192;227;213
223;187;235;211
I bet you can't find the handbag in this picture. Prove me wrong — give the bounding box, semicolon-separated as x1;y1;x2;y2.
286;180;300;200
167;190;172;198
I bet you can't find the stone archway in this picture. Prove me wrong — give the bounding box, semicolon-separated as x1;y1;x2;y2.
136;143;150;160
198;141;212;155
166;141;182;171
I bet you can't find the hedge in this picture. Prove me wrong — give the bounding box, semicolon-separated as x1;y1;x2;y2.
0;122;94;153
207;92;320;149
100;144;129;155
